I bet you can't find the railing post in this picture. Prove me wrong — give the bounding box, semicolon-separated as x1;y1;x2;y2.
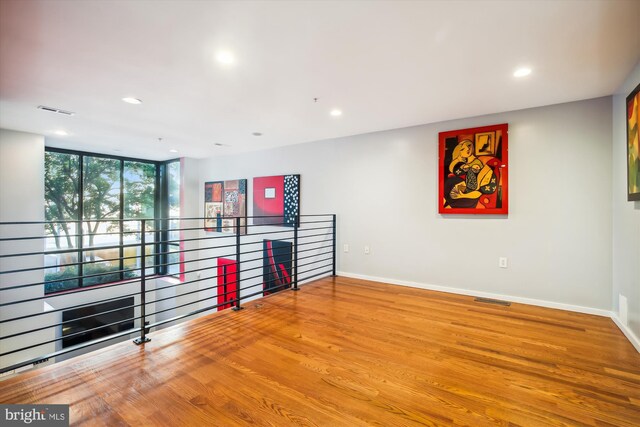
332;214;336;277
292;215;299;291
134;219;151;344
232;216;243;311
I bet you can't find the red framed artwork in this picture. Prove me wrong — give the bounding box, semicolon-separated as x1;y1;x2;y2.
438;123;508;214
627;83;640;201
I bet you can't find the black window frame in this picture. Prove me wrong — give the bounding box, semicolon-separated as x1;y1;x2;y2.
44;147;179;294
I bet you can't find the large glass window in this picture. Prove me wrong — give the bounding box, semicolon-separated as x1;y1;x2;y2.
44;151;80;292
44;149;179;294
82;156;122;287
167;160;181;276
124;161;156;276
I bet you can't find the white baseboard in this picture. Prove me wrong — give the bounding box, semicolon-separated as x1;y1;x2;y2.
611;314;640;353
336;271;640;353
336;271;612;317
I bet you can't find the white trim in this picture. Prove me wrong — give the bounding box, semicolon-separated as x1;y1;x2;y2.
611;314;640;353
336;271;611;317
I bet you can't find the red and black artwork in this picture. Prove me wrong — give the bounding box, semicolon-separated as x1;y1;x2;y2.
253;175;300;226
438;123;508;214
262;239;292;295
217;258;237;311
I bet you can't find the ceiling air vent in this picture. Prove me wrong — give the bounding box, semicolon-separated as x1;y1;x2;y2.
37;105;75;116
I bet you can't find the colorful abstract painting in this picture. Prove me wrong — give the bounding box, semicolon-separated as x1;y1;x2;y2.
204;179;247;233
253;175;300;226
217;258;237;311
262;239;292;295
439;123;508;214
627;83;640;201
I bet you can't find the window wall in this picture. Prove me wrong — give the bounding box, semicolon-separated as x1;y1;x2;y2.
44;149;180;294
166;160;181;275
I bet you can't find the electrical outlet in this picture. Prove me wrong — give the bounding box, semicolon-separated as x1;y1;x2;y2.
499;257;508;268
343;243;349;253
364;245;370;255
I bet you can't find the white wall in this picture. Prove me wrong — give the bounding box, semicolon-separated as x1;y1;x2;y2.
0;129;56;370
198;97;613;312
612;61;640;340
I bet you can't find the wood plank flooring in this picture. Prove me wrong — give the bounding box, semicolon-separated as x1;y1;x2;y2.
1;276;639;426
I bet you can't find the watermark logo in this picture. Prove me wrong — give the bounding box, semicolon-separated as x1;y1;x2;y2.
1;405;69;426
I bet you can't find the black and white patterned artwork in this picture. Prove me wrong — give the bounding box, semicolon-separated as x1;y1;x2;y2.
283;174;299;227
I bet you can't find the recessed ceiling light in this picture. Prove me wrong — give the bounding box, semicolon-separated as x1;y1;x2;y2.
330;109;342;117
513;67;532;78
54;130;69;136
216;51;235;65
169;149;178;153
252;132;262;136
122;97;142;104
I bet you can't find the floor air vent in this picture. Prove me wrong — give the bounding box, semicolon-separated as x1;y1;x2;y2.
474;297;511;306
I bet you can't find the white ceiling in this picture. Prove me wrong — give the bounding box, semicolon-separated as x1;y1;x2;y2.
1;0;639;161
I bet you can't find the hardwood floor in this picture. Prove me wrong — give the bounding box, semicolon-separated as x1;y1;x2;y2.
1;276;639;426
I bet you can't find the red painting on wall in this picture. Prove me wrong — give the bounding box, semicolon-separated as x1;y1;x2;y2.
438;123;508;214
627;83;640;201
217;258;237;311
253;175;300;226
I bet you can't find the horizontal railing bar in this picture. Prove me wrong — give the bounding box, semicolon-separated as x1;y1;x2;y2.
145;299;229;328
144;252;320;306
0;214;334;226
146;276;294;320
296;263;334;279
0;327;142;375
297;256;334;270
0;253;143;278
235;281;293;302
144;277;289;331
292;231;332;240
296;249;333;263
0;241;333;292
297;269;333;283
296;239;332;249
214;252;333;281
0;288;143;324
0;269;333;371
0;242;144;259
0;229;146;242
0;221;332;241
17;265;145;293
0;269;146;306
0;241;331;296
2;259;326;350
112;220;330;235
0;315;141;358
0;278;143;313
0;300;143;341
0;232;331;277
0;259;308;334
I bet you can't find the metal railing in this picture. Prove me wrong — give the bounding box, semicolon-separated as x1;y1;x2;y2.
0;214;336;375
